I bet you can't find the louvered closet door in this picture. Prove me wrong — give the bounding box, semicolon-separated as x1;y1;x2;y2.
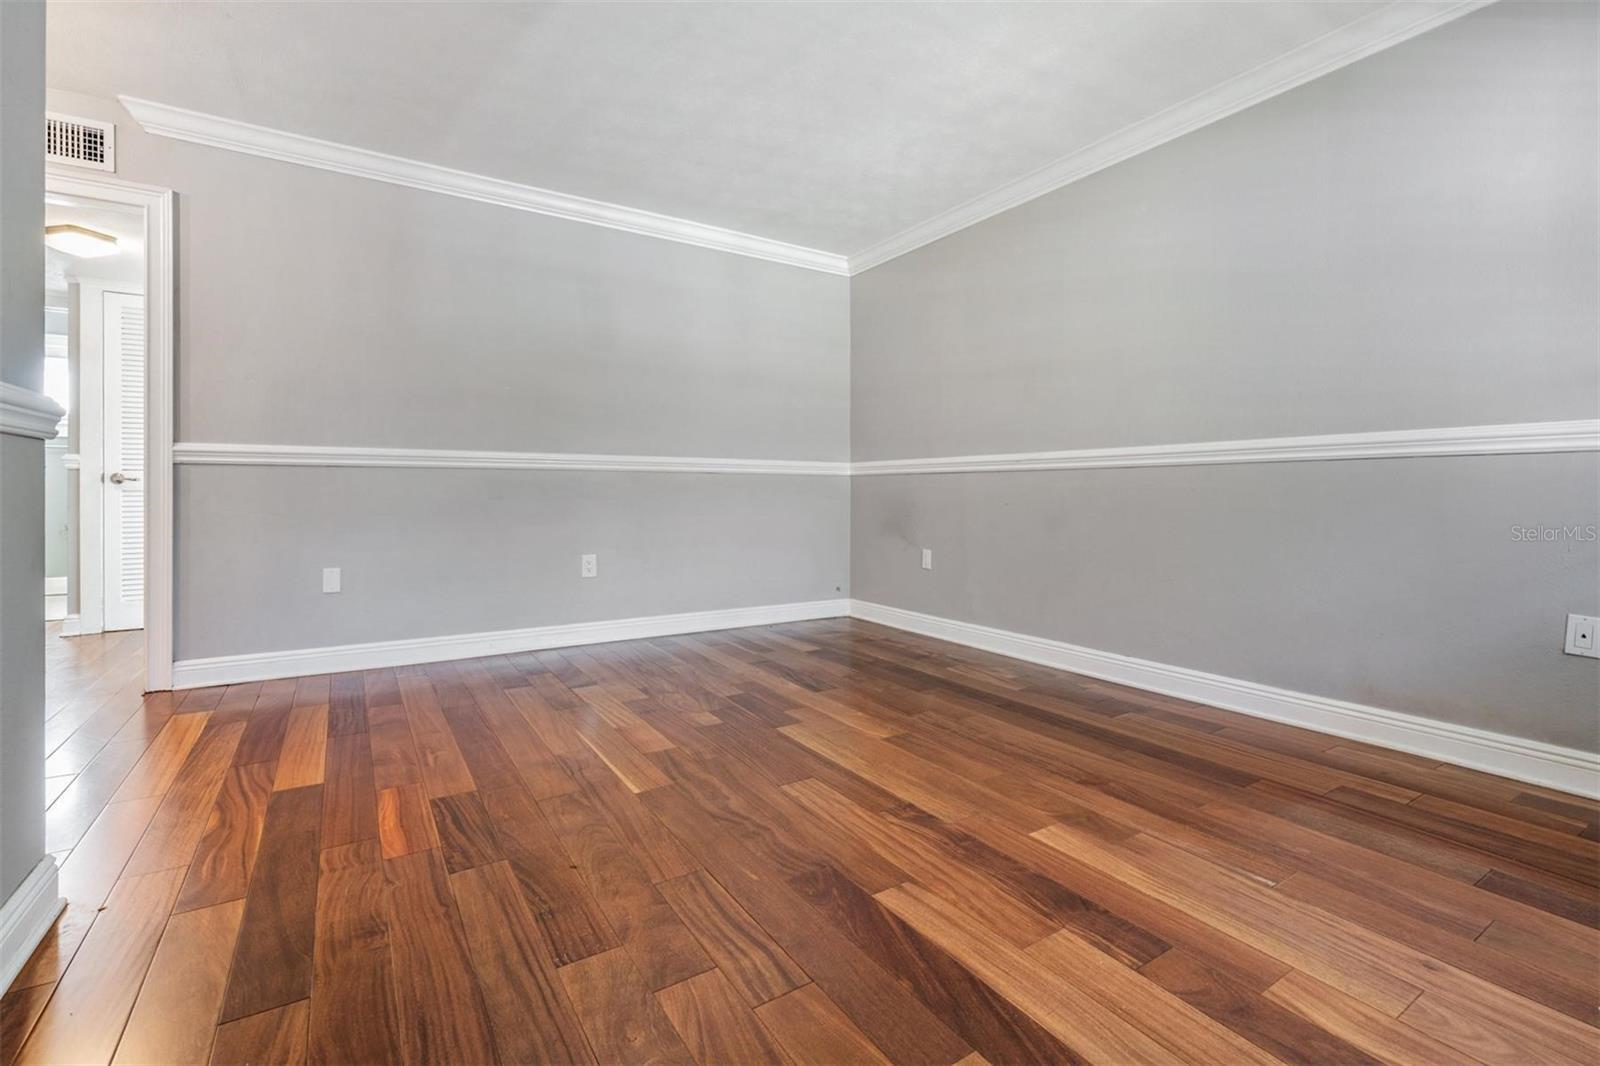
103;290;146;632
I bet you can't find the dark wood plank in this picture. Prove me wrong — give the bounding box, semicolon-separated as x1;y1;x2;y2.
557;948;696;1066
308;840;400;1066
657;869;808;1008
539;789;714;990
219;785;323;1022
384;848;499;1065
209;1000;309;1066
320;732;378;848
644;786;973;1066
1141;949;1382;1065
656;968;791;1066
430;790;504;873
450;861;597;1065
481;784;619;967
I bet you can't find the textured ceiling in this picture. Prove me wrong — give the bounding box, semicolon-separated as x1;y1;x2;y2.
48;1;1391;253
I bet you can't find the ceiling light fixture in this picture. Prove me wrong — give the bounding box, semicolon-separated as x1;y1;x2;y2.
44;223;118;258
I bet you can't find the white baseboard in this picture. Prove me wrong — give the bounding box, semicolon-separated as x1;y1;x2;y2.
0;857;64;995
171;598;851;688
58;614;82;637
849;600;1600;798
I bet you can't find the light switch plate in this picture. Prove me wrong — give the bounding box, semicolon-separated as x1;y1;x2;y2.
921;548;933;570
322;567;341;594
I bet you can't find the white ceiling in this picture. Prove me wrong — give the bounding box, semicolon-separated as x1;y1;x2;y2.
50;1;1410;255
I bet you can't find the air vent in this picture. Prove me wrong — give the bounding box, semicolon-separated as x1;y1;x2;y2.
45;112;115;171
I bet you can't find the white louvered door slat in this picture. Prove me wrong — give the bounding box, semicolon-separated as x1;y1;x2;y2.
103;291;146;632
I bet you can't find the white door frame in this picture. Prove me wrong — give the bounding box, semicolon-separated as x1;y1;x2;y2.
47;169;175;691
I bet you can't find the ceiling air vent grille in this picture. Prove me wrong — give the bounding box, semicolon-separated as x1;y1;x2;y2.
45;112;115;171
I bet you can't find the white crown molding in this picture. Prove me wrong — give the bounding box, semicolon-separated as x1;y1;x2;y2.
117;96;849;276
850;600;1599;798
0;383;66;440
172;598;850;687
0;857;64;996
851;420;1600;475
847;0;1497;273
172;441;851;476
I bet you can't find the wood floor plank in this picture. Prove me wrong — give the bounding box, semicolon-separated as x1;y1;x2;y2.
320;732;378;848
451;861;597;1065
16;867;186;1066
398;675;476;798
788;861;1081;1065
558;948;696;1066
430;790;505;873
1140;949;1382;1066
109;712;211;803
753;984;893;1066
273;705;329;791
208;1000;309;1066
645;787;973;1066
112;900;245;1066
656;968;791;1066
1027;927;1281;1065
123;722;246;877
327;672;368;736
481;784;620;966
174;761;276;913
540;789;714;990
384;848;499;1065
1031;823;1423;1015
376;783;440;860
875;881;1178;1066
657;869;808;1008
1262;971;1480;1066
307;840;400;1066
366;703;422;789
219;785;323;1022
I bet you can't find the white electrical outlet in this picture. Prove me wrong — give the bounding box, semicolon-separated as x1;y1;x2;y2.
581;553;598;578
921;548;933;570
1565;613;1599;658
322;567;341;594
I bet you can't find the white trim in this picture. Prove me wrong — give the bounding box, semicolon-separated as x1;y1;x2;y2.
48;170;175;691
170;421;1600;478
851;421;1600;476
849;600;1600;798
59;613;82;637
62;453;80;470
117;96;849;277
0;858;64;995
0;383;65;440
44;576;67;596
172;441;851;476
171;598;851;688
847;0;1496;273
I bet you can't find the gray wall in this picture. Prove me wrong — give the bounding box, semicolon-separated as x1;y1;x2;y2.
44;88;852;662
850;1;1600;751
1;0;48;904
177;467;847;659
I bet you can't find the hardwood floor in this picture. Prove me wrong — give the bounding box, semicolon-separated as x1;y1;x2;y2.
5;618;1597;1064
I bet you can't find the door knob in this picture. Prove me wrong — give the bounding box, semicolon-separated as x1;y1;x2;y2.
109;472;140;484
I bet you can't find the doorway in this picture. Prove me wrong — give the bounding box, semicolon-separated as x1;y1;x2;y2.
44;170;173;692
